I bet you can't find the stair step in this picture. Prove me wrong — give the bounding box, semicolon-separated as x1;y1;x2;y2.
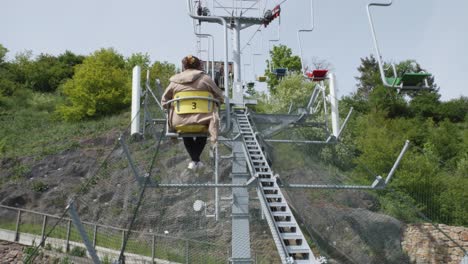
277;222;297;228
261;187;278;191
267;202;287;207
286;245;311;254
265;194;283;199
271;211;291;217
280;233;303;240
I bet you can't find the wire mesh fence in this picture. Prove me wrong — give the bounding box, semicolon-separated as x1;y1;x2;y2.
268;130;468;264
2;80;466;264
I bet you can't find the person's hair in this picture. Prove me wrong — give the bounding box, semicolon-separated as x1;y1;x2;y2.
182;55;201;70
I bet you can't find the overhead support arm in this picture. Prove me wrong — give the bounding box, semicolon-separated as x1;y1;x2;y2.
366;1;431;90
297;0;314;76
366;0;393;87
187;0;231;133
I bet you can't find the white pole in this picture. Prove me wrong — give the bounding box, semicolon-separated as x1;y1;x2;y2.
328;73;340;138
232;18;244;105
131;66;141;136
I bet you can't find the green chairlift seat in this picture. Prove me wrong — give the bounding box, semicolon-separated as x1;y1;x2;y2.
385;72;431;89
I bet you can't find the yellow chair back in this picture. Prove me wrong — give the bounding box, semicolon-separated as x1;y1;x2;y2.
175;124;208;134
173;91;214;114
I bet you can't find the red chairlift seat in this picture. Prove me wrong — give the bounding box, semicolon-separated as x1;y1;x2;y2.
306;69;328;81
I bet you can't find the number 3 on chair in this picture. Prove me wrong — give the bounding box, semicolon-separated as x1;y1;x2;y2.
191;102;197;110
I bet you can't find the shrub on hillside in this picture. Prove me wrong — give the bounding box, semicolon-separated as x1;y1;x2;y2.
56;48;130;121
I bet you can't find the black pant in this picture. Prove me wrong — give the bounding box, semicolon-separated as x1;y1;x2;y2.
183;137;207;162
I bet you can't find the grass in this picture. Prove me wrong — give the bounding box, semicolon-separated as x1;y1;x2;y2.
0;91;129;159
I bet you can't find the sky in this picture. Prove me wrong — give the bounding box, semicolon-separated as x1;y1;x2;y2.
1;0;467;100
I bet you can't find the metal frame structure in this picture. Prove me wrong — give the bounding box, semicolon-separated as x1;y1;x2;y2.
70;1;413;263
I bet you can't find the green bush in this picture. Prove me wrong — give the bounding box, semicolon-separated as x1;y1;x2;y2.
31;181;49;192
69;246;86;257
56;48;130;121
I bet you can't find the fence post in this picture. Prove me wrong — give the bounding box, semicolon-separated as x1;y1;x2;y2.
66;220;71;252
14;210;21;242
151;235;155;263
121;230;126;251
93;224;98;247
185;240;189;264
40;215;48;246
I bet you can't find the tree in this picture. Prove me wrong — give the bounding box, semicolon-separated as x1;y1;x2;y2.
26;54;67;92
149;61;176;93
264;45;301;94
57;50;85;77
355;56;381;98
269;73;314;113
126;53;151;71
0;45;20;100
0;44;7;64
56;48;130;121
437;96;468;123
409;90;441;120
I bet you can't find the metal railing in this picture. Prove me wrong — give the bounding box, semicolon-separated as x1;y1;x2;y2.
0;204;276;263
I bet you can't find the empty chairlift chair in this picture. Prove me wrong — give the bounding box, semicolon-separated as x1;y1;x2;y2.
273;68;287;78
165;91;220;137
257;75;267;82
367;1;433;91
306;69;328;82
385;66;432;90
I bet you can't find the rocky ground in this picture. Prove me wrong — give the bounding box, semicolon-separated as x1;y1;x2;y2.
0;240;24;264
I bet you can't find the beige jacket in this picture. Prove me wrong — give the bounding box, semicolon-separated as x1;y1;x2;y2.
162;69;224;142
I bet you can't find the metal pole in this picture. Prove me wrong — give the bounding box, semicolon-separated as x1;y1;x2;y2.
66;220;71;252
131;66;142;136
14;210;21;242
215;144;219;221
232;18;243;104
40;215;47;246
185;240;190;263
328;73;340;138
385;140;411;185
67;202;101;264
121;230;125;251
93;224;98;247
152;235;156;263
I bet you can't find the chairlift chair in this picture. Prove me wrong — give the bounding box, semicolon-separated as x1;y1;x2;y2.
297;0;329;82
367;0;432;91
305;69;328;81
165;91;220;138
273;68;287;78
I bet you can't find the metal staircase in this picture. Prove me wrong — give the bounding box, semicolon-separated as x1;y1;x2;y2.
235;110;319;264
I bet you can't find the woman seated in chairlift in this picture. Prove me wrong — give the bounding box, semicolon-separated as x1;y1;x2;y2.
162;55;224;170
